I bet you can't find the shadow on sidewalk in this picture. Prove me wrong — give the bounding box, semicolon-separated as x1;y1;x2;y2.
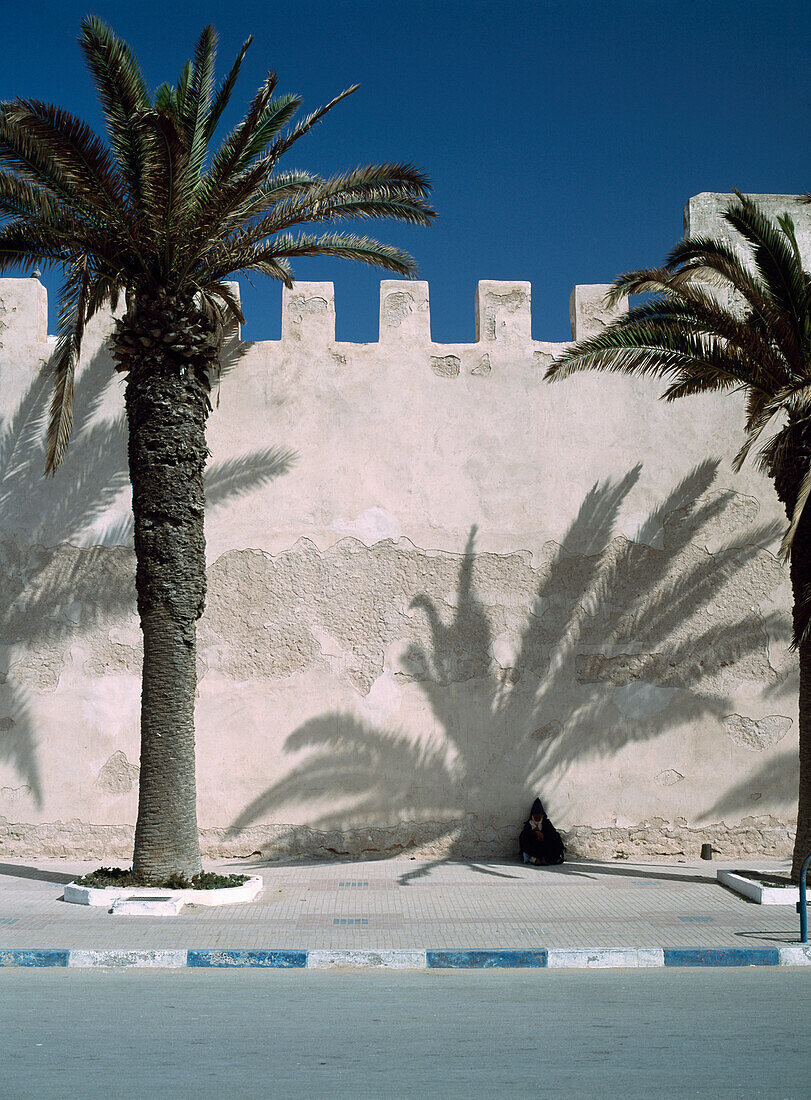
0;862;75;884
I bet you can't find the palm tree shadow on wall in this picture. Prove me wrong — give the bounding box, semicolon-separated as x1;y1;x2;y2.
0;336;295;806
230;459;793;870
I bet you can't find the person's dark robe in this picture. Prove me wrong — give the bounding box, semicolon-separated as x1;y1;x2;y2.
519;799;565;865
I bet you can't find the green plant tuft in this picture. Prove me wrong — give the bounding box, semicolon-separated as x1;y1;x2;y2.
74;866;249;889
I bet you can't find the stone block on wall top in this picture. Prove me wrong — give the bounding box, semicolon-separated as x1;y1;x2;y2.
0;277;48;347
475;280;531;344
683;193;811;268
281;281;335;343
379;280;430;343
569;284;628;341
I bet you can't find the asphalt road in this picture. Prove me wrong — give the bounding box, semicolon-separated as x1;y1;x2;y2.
1;969;808;1098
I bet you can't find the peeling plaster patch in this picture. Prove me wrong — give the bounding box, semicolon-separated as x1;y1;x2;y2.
203;539;542;695
0;784;31;802
286;294;328;323
362;669;403;723
576;652;657;686
723;713;792;751
655;770;684;787
332;507;402;544
95;751;139;794
482;289;527;341
0;717;14;731
533;350;555;369
430;354;460;378
8;650;61;691
383;291;414;328
564;816;792;860
0;540;136;690
491;632;523;669
331;352;346;366
83;638;141;677
471;354;491;376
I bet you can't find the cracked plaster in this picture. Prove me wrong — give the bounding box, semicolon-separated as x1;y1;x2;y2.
723;713;792;750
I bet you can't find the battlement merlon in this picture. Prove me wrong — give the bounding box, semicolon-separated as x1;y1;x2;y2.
0;278;48;346
281;278;627;347
0;276;627;352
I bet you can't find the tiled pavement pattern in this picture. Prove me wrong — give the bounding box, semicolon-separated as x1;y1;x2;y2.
0;856;804;953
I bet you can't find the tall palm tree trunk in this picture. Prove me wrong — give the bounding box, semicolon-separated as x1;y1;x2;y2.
774;434;811;881
794;635;811;879
791;513;811;879
123;296;210;882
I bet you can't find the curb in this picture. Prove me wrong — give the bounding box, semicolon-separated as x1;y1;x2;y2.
1;946;810;969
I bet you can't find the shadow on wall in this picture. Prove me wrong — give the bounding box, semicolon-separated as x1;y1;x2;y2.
229;460;793;867
0;336;295;806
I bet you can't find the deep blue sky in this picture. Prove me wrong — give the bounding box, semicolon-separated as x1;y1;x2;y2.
3;0;809;342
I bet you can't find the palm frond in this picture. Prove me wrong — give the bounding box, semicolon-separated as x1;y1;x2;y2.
204;279;245;325
3;99;125;216
261;85;358;169
204;36;253;141
724;192;807;346
255;230;417;276
203;71;281;195
184;25;217;183
0;221;74;272
45;257;91;474
78;16;150;202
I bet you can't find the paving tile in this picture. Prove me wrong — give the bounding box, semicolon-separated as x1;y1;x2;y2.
0;857;802;954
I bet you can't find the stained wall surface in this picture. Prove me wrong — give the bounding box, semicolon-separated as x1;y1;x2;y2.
0;194;805;861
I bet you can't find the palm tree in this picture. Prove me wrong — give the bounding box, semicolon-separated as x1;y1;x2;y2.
0;18;435;882
545;192;810;879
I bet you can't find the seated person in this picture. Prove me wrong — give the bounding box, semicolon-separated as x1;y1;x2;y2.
519;797;565;866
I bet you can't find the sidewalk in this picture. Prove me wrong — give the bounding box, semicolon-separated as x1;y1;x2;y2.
1;855;809;968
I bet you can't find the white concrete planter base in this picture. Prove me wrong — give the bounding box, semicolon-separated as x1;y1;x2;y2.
717;869;800;905
63;874;264;910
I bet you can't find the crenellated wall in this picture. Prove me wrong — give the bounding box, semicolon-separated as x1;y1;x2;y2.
0;194;803;863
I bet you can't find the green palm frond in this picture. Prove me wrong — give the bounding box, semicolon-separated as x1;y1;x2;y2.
0;221;74;272
724;191;807;349
204;36;253;141
214;230;418;281
78;17;150;201
202;71;281;196
183;26;217;183
4;99;125;216
45;256;92;474
261;85;359;169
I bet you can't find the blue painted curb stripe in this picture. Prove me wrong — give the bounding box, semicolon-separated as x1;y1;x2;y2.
0;949;69;967
426;950;548;969
187;949;307;968
1;946;805;968
663;947;780;967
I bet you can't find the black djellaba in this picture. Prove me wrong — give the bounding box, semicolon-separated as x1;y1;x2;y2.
519;798;565;865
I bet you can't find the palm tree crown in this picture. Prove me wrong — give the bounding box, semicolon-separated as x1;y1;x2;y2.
546;192;811;878
0;17;436;473
547;193;811;639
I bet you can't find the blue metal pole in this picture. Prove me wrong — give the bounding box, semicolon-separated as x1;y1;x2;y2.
798;853;811;944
